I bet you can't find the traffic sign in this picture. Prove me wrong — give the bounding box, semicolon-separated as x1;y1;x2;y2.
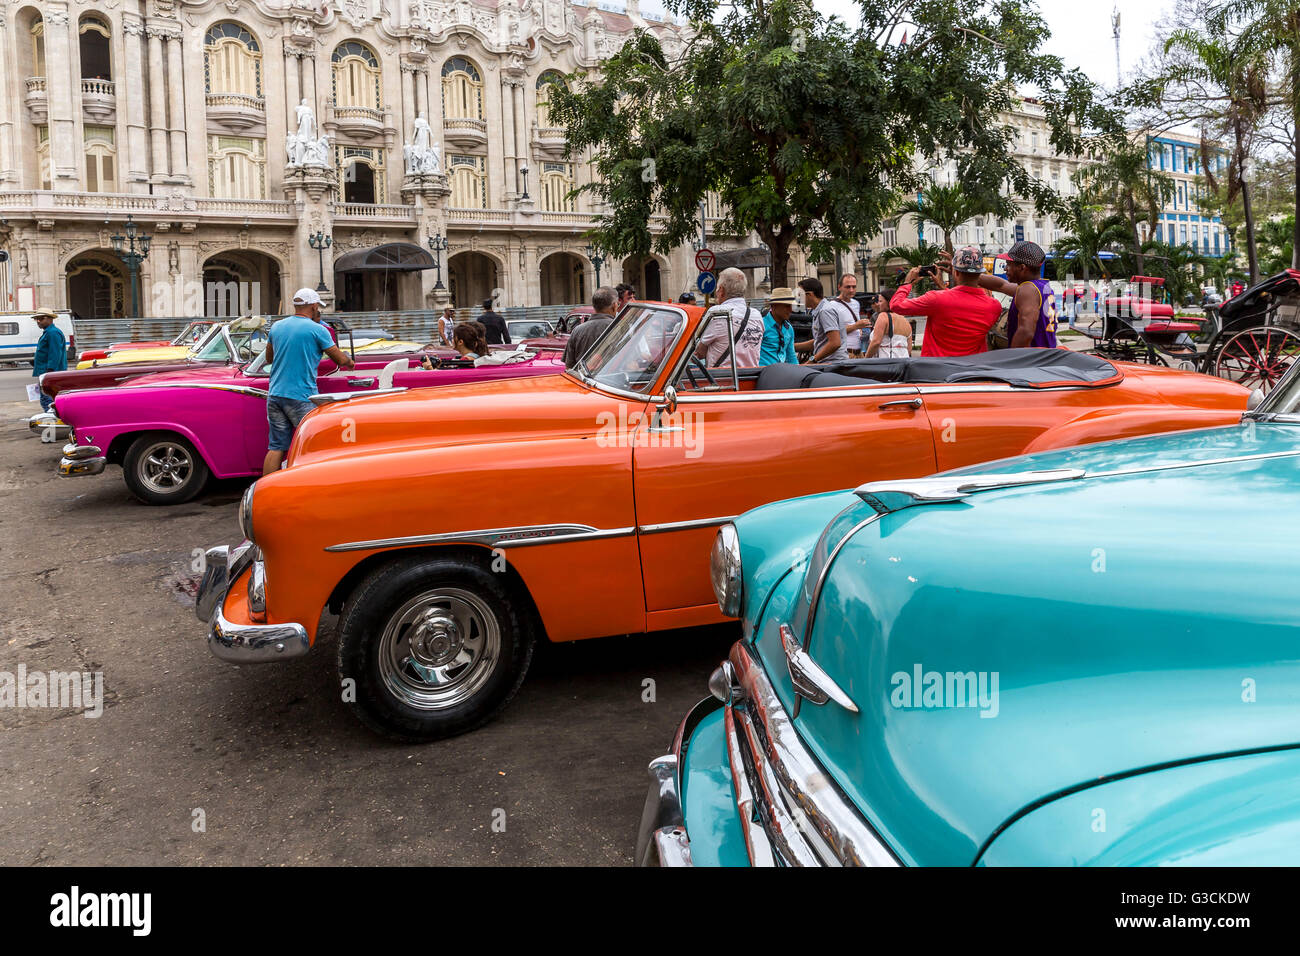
697;271;717;295
1014;223;1025;243
694;248;716;273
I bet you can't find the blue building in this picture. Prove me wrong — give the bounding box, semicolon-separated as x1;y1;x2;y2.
1146;134;1231;258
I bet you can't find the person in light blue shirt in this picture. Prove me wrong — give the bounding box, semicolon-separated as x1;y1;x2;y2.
759;287;799;366
262;288;353;474
31;309;67;412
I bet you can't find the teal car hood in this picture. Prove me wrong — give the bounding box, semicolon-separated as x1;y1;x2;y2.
779;421;1300;866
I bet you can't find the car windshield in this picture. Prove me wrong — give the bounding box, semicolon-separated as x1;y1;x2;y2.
574;305;685;394
509;321;553;339
193;325;271;363
172;321;217;347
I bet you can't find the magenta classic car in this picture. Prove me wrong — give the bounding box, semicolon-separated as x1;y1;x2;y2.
53;346;564;504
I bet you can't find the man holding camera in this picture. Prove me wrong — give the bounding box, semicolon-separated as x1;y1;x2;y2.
888;245;1002;357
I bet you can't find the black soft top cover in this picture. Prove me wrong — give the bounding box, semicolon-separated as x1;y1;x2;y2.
755;348;1122;391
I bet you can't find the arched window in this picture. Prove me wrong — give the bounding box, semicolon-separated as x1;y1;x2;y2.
332;41;381;111
441;57;483;121
338;145;385;204
540;162;575;212
31;15;46;78
208;135;266;199
36;125;51;191
447;154;486;208
79;15;111;81
205;23;263;98
535;71;565;129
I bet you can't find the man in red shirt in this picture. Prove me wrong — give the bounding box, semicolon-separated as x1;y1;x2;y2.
889;245;1003;356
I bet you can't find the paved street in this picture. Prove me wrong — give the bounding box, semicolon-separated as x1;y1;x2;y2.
0;399;736;865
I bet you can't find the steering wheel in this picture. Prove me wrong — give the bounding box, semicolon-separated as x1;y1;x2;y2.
691;355;718;387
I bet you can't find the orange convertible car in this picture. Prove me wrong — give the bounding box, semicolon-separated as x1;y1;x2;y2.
195;301;1250;741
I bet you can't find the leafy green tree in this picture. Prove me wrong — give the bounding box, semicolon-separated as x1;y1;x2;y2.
1075;139;1176;277
1053;199;1130;282
1214;0;1300;266
1137;239;1209;305
893;182;1001;255
1142;22;1274;283
548;0;1118;287
1257;214;1296;274
876;239;942;291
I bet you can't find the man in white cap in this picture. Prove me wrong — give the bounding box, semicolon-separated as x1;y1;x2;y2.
261;288;354;474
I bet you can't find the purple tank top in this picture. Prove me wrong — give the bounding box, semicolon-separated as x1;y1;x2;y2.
1008;278;1058;348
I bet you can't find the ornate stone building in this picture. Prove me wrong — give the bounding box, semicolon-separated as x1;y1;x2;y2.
0;0;723;318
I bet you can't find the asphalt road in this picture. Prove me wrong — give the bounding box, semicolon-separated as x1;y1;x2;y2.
0;401;737;865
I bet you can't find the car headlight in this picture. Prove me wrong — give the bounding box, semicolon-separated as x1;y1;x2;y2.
239;482;256;544
710;523;743;618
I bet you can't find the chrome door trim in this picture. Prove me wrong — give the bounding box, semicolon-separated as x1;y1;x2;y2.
637;516;737;534
129;382;270;398
677;386;918;404
324;523;636;553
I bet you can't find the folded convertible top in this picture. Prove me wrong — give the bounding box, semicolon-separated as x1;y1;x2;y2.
755;348;1123;391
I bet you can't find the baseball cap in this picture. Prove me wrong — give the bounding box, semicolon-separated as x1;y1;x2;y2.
768;287;798;305
998;240;1046;268
952;245;985;274
292;288;323;306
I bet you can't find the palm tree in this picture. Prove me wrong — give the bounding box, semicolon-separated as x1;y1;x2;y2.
1053;199;1130;282
893;183;998;255
1256;215;1295;275
1076;139;1176;276
1138;239;1208;306
1159;26;1272;284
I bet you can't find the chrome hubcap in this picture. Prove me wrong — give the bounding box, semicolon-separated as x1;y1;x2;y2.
139;442;193;493
378;588;501;711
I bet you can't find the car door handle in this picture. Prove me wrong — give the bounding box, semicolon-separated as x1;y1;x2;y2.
879;398;922;411
346;377;376;387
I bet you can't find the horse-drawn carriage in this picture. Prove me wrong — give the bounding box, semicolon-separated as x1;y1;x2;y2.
1083;270;1300;393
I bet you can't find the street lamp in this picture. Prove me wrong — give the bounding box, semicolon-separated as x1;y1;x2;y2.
855;241;872;286
519;164;530;202
308;231;332;293
426;233;448;291
758;241;770;284
585;243;606;288
109;214;151;318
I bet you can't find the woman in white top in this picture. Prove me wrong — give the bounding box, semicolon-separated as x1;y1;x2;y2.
865;291;913;358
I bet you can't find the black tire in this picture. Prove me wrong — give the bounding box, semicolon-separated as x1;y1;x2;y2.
122;432;210;505
337;555;536;742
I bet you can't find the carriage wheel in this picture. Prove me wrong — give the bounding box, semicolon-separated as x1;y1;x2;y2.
1213;326;1300;394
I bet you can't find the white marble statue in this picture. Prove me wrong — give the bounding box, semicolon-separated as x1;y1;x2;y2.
295;98;317;142
301;134;332;167
404;113;441;175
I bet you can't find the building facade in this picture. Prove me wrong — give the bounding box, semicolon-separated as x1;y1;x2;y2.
0;0;741;319
1144;133;1230;258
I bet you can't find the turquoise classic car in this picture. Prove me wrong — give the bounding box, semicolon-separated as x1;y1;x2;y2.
637;374;1300;866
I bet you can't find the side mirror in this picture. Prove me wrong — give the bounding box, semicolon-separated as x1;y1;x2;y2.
652;385;678;431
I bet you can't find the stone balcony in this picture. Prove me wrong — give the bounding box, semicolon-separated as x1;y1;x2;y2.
331;105;387;139
0;190;298;228
205;92;267;133
329;201;417;226
81;78;116;122
25;77;47;124
534;125;567;156
443;117;488;149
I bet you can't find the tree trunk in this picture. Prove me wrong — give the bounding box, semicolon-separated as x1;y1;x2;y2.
1241;178;1260;285
1130;205;1144;276
770;233;792;289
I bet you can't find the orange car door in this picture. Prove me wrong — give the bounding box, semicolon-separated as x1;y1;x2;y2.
631;383;938;625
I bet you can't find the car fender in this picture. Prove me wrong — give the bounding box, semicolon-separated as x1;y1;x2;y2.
1021;406;1243;455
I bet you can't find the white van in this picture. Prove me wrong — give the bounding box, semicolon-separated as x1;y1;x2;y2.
0;310;77;364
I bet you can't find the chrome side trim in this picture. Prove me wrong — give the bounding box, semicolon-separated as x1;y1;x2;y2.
678;386;918;404
309;386;407;406
128;383;270;398
324;523;636;553
1086;448;1300;481
727;641;899;867
854;469;1086;514
638;516;737;534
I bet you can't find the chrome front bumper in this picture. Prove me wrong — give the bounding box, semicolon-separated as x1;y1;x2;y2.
57;443;106;477
196;543;309;664
635;696;725;867
28;413;71;441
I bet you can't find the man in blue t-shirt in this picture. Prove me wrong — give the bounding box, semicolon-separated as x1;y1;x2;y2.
31;309;67;413
262;288;354;474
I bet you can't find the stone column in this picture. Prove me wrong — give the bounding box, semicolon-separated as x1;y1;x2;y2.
283;49;300;129
146;27;169;183
121;17;150;191
512;81;527;197
500;77;517;200
166;34;188;182
43;6;78;190
0;8;15;184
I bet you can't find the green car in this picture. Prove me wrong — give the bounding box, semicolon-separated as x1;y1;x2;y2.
638;370;1300;866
